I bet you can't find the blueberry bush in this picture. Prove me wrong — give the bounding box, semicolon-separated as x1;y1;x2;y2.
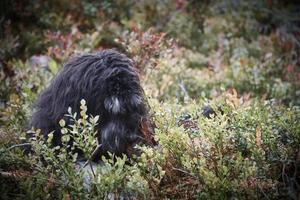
0;0;299;199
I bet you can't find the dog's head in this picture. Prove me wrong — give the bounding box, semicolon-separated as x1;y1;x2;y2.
99;91;156;157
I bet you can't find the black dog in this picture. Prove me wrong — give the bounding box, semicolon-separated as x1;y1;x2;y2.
29;50;155;159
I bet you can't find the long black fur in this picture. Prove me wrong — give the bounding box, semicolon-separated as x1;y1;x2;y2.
30;49;154;159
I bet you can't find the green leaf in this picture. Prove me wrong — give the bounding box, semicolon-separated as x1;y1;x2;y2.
59;119;66;127
48;59;58;74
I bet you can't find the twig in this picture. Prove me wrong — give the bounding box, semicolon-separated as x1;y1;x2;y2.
89;162;96;177
0;171;14;178
83;144;102;167
0;170;31;179
258;184;270;200
82;144;102;177
172;167;197;178
3;143;31;152
178;79;190;101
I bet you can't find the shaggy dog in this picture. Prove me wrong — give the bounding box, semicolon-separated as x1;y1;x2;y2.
29;50;155;160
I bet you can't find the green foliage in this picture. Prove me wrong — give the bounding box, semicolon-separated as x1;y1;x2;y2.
149;99;299;199
14;100;153;199
1;0;299;199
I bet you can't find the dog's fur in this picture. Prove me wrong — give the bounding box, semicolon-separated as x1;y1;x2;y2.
29;50;155;159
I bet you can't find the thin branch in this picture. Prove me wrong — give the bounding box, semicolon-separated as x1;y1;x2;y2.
83;144;102;167
82;144;102;177
172;167;197;178
89;162;96;177
4;143;31;152
0;170;31;179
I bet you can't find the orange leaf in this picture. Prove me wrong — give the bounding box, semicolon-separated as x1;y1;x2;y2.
140;118;157;146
